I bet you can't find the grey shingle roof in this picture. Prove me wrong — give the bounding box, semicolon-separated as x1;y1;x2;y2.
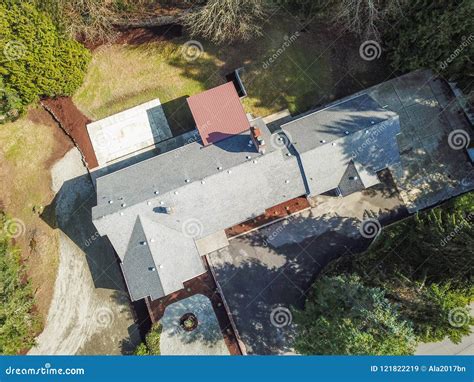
122;216;165;301
93;121;307;299
93;94;401;301
281;94;401;195
337;161;366;196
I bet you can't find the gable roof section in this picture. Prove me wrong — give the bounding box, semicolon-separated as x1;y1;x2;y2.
282;94;396;152
337;161;366;196
93;93;402;301
121;215;205;300
187;82;251;146
122;216;165;301
140;216;205;295
281;94;401;195
92;121;307;300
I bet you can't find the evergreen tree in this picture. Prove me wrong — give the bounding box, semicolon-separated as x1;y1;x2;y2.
0;1;91;122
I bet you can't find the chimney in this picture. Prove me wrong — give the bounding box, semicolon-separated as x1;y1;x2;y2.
250;126;266;154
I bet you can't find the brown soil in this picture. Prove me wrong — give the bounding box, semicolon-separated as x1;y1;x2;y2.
29;109;75;168
146;258;242;355
41;97;99;169
114;24;183;46
225;196;310;238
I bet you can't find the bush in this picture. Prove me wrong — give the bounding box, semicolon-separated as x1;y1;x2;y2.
329;193;474;290
0;1;91;122
134;323;162;355
294;275;417;355
407;284;473;344
181;0;268;44
384;0;473;89
325;193;473;345
0;212;41;354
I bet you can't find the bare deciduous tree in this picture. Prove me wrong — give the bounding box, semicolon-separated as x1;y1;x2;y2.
57;0;120;42
332;0;403;40
180;0;269;45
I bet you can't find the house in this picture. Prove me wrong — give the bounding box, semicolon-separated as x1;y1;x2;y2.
91;80;401;302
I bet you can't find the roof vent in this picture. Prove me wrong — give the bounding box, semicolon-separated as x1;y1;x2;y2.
332;142;336;146
320;140;326;143
108;200;114;204
227;170;232;174
140;241;147;246
285;180;290;184
147;201;151;206
286;153;292;157
344;131;349;135
154;190;159;195
201;180;205;184
217;166;223;170
121;203;126;207
185;179;191;183
148;267;156;271
165;206;173;214
119;212;124;216
246;155;251;159
174;191;179;195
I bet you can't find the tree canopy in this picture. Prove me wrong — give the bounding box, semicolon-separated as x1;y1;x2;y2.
294;275;417;355
322;192;473;347
0;1;90;122
134;323;162;355
181;0;268;44
0;212;41;354
384;0;473;88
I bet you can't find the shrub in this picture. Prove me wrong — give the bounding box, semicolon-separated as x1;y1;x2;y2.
294;275;417;355
407;284;473;344
0;212;41;354
324;193;473;345
0;1;91;122
384;0;473;89
134;323;162;355
181;0;268;44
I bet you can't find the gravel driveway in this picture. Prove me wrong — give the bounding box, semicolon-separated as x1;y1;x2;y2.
29;148;140;355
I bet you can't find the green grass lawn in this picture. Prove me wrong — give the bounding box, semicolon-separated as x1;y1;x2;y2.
74;18;391;132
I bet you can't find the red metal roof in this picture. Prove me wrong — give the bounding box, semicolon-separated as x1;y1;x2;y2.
187;82;250;146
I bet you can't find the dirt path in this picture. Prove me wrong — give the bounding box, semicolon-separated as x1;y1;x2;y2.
41;97;99;169
29;148;140;355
